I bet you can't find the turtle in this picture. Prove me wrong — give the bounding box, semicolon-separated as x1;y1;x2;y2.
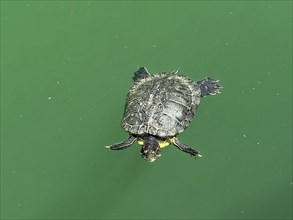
106;67;221;162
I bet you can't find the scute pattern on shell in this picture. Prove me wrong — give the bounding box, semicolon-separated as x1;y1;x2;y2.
121;72;201;137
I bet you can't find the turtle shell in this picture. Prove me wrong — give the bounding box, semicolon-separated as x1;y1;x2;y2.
121;72;201;137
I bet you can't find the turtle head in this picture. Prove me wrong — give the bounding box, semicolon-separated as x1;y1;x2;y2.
139;135;161;162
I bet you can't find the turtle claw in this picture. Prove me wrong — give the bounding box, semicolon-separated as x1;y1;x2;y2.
106;135;137;150
173;137;201;159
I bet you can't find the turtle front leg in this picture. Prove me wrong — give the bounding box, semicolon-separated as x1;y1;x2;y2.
171;137;202;158
106;135;137;150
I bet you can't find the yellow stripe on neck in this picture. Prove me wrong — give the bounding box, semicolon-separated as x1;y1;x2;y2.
137;140;144;145
159;140;171;148
137;138;175;148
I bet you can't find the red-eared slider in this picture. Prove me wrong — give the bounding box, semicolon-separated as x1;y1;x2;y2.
106;67;221;162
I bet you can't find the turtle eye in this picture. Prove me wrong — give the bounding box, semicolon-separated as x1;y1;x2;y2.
140;148;148;156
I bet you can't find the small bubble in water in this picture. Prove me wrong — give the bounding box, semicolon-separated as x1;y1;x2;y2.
243;134;246;138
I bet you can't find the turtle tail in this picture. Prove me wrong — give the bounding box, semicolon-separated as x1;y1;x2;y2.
197;77;221;97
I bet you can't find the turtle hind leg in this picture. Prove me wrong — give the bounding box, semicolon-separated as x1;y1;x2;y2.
197;77;221;97
171;137;202;158
132;67;151;82
106;135;137;150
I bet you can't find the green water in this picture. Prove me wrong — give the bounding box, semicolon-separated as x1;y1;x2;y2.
1;1;292;219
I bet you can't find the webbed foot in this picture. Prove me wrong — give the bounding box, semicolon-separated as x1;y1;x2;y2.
132;67;151;82
197;77;221;97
